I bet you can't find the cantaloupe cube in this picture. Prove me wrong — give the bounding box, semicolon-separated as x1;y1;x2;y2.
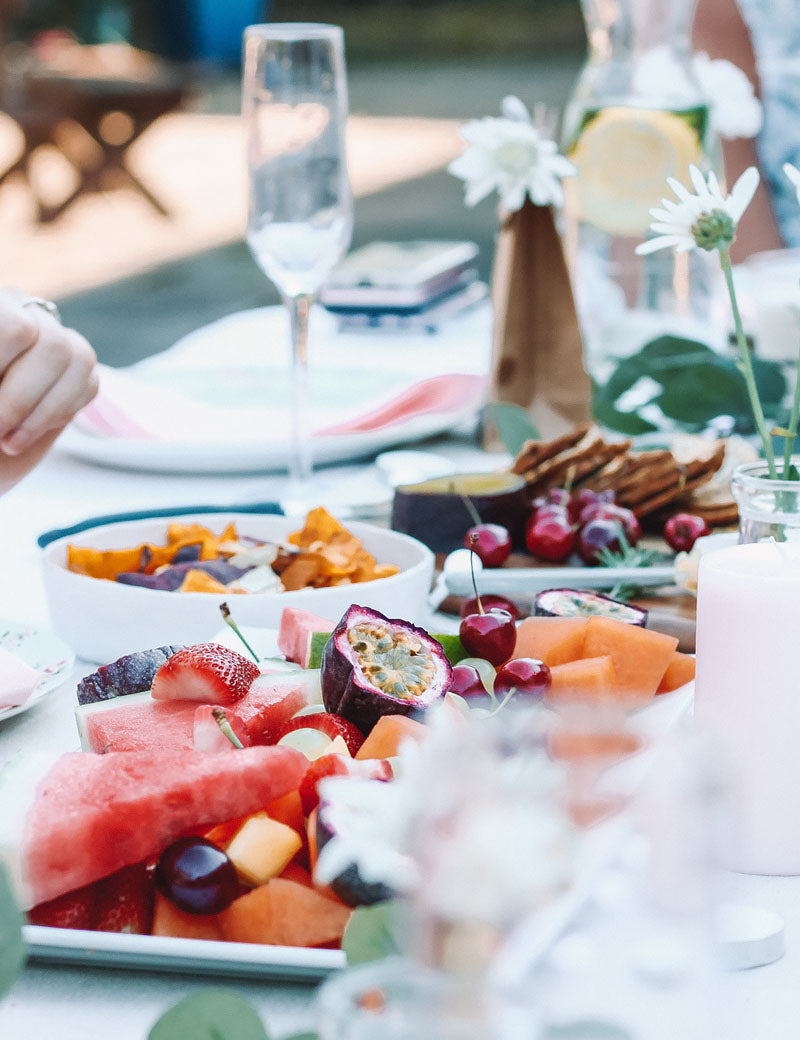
225;812;302;885
354;713;427;760
264;790;305;836
582;616;678;704
656;652;696;694
512;617;588;666
219;878;351;947
151;892;222;941
547;655;618;703
306;807;319;873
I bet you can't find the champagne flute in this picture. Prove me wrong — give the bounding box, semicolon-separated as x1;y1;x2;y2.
242;23;352;511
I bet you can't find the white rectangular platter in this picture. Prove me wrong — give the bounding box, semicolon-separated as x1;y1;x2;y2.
24;925;345;981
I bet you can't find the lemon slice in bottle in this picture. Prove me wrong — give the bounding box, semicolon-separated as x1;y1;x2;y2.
567;106;704;237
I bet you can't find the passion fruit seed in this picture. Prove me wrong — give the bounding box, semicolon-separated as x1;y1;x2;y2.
347;623;436;700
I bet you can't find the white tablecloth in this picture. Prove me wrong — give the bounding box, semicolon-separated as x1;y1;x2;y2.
0;441;798;1039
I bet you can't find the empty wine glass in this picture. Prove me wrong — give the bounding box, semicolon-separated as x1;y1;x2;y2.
242;23;353;510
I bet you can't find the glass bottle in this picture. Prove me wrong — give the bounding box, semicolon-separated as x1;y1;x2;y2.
562;0;720;383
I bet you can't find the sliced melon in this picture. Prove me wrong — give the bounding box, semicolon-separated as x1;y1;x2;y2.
582;615;678;704
512;617;588;667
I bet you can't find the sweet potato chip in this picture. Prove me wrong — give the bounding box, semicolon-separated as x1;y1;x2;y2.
177;569;240;594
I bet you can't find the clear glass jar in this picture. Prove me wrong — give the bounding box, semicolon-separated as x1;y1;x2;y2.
562;0;720;383
730;458;800;543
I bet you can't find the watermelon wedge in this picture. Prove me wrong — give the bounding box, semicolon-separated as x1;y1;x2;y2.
74;672;319;753
4;745;307;909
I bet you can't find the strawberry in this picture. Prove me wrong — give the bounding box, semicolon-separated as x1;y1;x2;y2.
299;754;393;815
275;712;365;756
151;643;259;705
28;883;96;930
93;863;154;935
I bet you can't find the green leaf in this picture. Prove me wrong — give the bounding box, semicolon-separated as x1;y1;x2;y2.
487;402;539;456
148;989;269;1040
591;385;659;436
752;357;787;407
342;899;406;966
602;335;716;404
0;864;24;1000
282;1034;319;1040
655;361;749;426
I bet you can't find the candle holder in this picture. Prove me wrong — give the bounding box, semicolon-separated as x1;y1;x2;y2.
731;458;800;544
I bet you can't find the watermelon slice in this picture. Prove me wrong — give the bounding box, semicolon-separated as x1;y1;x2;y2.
4;745;307;909
277;608;332;667
74;672;319;753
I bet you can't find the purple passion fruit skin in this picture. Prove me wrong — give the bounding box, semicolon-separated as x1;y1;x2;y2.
76;645;185;704
534;589;648;626
320;604;453;735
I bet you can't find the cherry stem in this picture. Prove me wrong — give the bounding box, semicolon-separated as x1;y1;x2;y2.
460;493;482;527
212;706;245;749
485;685;518;718
467;533;484;614
219;602;260;663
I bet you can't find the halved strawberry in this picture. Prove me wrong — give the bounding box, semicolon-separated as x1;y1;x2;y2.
276;712;365;756
93;863;154;935
151;643;259;705
299;754;393;815
28;883;96;929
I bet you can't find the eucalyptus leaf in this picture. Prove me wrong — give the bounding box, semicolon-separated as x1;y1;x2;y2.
655;362;750;426
486;402;539;456
591;384;659;436
342;899;406;966
602;335;716;403
0;865;24;1000
148;989;269;1040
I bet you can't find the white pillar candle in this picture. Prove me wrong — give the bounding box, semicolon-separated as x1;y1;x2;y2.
695;541;800;874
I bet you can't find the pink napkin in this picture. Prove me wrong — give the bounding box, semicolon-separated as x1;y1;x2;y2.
0;648;41;708
75;367;487;443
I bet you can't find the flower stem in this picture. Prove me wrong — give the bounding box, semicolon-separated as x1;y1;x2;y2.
719;246;777;478
782;348;800;478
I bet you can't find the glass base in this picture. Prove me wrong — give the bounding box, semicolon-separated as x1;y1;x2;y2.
279;470;392;523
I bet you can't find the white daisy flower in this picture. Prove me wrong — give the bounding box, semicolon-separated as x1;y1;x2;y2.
785;163;800;205
635;164;760;255
448;95;575;212
692;52;763;140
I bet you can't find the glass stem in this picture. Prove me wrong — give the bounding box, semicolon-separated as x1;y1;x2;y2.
285;292;314;487
719;246;777;478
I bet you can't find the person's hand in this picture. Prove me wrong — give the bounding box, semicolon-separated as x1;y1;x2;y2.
0;288;98;459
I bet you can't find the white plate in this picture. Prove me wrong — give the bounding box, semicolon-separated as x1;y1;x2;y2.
24;926;345;981
0;621;75;722
58;305;492;475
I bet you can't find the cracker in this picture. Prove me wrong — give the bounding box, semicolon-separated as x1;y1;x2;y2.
512;423;592;476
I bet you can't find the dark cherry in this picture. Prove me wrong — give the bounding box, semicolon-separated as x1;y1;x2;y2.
449;663;488;697
663;512;710;553
460;594;520;620
578;502;641;544
546;488;571;508
525;514;576;563
577;517;626;565
154;837;239;915
464;524;512;568
494;657;551;700
533;503;570;523
459;608;517;667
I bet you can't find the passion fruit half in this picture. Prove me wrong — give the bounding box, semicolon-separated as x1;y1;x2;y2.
320;605;453;735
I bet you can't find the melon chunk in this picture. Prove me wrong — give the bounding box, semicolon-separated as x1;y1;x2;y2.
354;713;427;760
152;892;222;941
512;617;588;667
656;652;696;694
219;877;351;947
9;745;306;909
582;616;678;704
547;656;617;703
225;812;302;885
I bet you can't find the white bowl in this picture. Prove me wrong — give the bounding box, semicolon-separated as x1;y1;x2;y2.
42;513;434;664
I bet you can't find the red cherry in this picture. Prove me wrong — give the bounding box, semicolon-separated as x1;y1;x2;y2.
494;658;551;700
546;488;571;508
460;594;520;620
663;513;710;553
525;514;576;562
577;517;625;565
464;524;512;568
449;663;488;697
459;608;516;667
533;503;570;524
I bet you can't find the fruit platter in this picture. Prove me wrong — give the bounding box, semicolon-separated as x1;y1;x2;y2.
8;584;696;981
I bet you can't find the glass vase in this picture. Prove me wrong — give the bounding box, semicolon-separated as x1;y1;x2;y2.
730;458;800;543
562;0;720;383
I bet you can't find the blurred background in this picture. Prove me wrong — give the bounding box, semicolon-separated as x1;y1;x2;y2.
0;0;586;365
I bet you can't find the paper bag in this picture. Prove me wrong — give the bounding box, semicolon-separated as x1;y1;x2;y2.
487;199;593;444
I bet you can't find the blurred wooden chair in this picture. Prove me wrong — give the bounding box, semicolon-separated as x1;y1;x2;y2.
0;38;190;222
